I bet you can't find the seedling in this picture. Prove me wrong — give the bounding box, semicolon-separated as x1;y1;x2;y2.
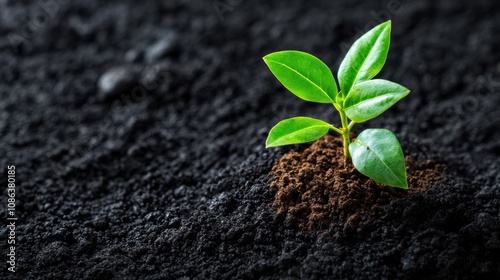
263;20;410;189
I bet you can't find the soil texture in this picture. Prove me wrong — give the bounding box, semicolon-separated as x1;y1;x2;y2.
270;135;443;232
1;0;499;279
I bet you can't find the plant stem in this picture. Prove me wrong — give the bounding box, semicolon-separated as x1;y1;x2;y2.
348;120;356;130
339;109;350;159
329;125;343;135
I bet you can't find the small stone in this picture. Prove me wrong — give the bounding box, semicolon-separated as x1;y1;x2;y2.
145;33;178;63
173;185;186;198
145;211;161;222
168;217;181;228
69;16;94;37
125;49;142;63
97;67;136;99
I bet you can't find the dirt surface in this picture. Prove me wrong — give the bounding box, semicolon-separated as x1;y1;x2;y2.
1;0;499;279
270;135;443;232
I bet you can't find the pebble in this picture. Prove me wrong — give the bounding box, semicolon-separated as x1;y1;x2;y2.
145;33;178;63
168;217;181;228
173;185;187;198
125;49;142;63
97;67;136;99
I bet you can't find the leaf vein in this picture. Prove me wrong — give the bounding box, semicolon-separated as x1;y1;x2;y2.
355;139;405;186
346;28;386;93
346;91;405;110
268;60;332;102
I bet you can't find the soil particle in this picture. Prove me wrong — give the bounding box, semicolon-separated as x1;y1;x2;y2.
97;67;137;99
144;33;178;63
270;134;443;232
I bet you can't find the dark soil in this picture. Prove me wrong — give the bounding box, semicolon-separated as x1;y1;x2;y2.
270;134;443;232
1;0;499;279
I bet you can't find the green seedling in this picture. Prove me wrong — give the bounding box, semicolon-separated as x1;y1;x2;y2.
263;20;410;189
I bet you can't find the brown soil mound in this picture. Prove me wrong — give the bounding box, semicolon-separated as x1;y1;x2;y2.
270;134;443;233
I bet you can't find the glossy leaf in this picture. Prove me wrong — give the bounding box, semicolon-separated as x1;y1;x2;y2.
266;117;331;148
349;129;407;188
263;51;338;103
344;79;410;123
338;20;391;97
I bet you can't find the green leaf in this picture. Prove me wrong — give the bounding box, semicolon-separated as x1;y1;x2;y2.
338;20;391;97
344;79;410;123
266;117;332;148
349;128;407;188
263;51;338;103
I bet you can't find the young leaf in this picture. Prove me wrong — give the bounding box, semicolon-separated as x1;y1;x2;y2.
338;20;391;97
349;128;407;189
344;79;410;123
266;117;332;148
263;51;338;103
